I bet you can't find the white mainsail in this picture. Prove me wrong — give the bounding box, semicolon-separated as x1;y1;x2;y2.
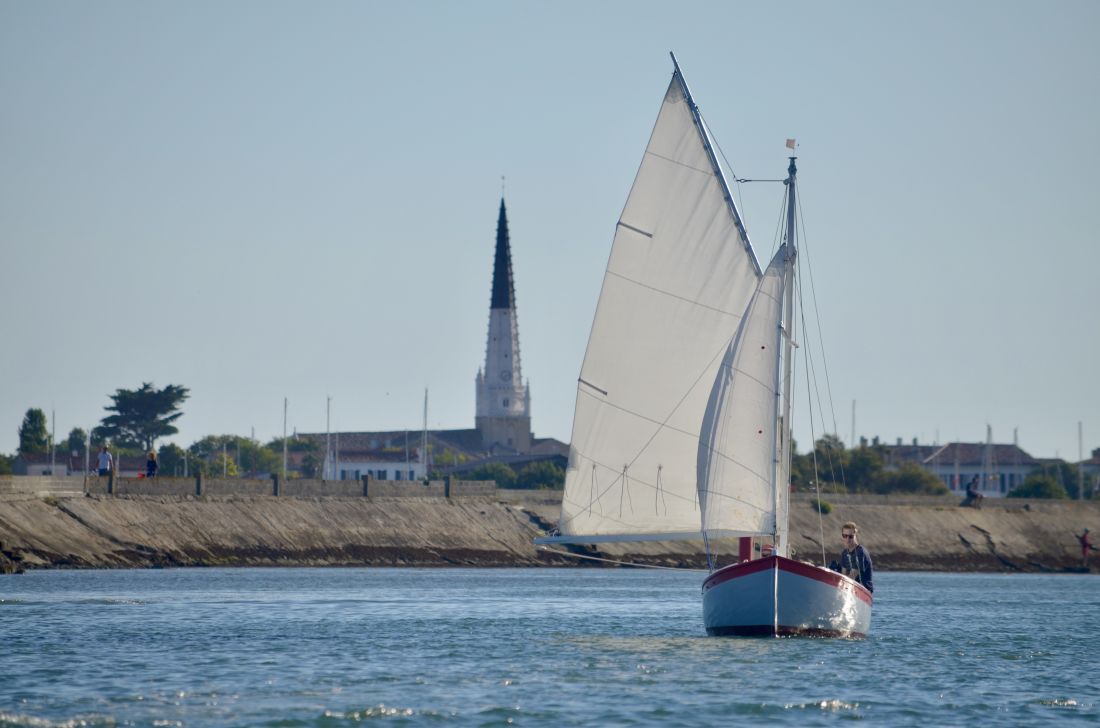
554;63;761;542
697;245;791;542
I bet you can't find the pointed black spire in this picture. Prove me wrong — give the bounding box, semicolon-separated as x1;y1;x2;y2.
490;198;516;310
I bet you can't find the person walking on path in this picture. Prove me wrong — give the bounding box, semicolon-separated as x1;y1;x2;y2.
96;446;113;477
1077;528;1095;568
145;450;158;478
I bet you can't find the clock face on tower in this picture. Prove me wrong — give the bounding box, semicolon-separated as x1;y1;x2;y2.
499;369;513;382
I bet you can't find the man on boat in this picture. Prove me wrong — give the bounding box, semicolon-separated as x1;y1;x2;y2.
834;521;873;593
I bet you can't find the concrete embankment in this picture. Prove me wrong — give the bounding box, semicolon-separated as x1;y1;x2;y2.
0;478;1096;572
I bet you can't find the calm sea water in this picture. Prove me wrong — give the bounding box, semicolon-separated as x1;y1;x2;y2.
1;568;1097;727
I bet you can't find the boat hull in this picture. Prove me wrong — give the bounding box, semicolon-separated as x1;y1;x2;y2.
702;556;872;638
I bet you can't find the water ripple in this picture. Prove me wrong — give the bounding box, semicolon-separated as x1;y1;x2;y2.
1;569;1098;726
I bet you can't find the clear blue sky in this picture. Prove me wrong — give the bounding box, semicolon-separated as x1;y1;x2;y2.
2;1;1098;460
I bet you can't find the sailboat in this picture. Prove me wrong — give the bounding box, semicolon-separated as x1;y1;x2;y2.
536;54;872;637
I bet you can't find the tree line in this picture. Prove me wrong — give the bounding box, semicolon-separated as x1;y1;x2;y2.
791;434;1097;500
2;382;566;486
1;384;1090;497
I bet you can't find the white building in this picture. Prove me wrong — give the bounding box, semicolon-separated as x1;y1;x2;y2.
321;448;427;482
922;442;1037;498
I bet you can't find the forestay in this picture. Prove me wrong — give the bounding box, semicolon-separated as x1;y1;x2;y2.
697;245;791;542
554;66;761;542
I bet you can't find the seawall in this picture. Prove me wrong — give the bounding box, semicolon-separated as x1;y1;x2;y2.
0;477;1096;572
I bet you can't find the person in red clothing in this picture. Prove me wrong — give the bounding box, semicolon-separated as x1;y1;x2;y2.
1077;528;1095;568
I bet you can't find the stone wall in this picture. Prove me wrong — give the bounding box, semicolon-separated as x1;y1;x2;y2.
279;479;365;498
16;474;499;499
791;491;1051;509
0;475;85;496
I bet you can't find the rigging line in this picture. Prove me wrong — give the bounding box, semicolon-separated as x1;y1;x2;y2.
705;117;742;182
763;183;787;269
797;261;848;493
564;448;696;511
642;149;717;178
800;307;827;567
706;118;749;234
622;465;635;515
604;270;746;319
797;271;844;491
796;256;844;490
782;279;800;559
703;444;775;485
587;463;597;517
575;389;698;443
558;467;697;534
697;113;761;274
700;490;771;515
797;191;846;452
561;328;752;529
656;465;668;516
536;546;708;572
559;494;667;532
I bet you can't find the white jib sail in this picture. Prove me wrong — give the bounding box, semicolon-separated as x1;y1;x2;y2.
697;245;790;540
555;69;761;542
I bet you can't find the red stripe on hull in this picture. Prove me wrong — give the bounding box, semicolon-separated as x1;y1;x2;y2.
707;624;867;639
703;556;872;606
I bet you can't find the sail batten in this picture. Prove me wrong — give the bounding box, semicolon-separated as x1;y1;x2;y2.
556;67;762;541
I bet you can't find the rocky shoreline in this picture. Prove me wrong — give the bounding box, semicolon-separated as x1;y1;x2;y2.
0;491;1096;573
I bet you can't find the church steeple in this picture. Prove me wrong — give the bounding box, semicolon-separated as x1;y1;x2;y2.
490;199;516;310
476;196;531;453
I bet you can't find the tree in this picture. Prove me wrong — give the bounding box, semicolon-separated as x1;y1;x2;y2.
1029;460;1085;499
465;462;517;488
264;437;320;477
0;454;13;475
874;463;949;495
299;451;321;479
514;460;565;489
812;434;852;490
18;408;49;454
236;439;281;477
791;434;877;493
65;427;88;455
188;435;233;475
157;443;188;476
847;447;887;492
434;448;469;468
97;383;189;451
1008;474;1068;499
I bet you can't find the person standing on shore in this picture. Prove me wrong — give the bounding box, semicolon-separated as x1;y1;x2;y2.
96;446;113;477
146;450;158;478
837;521;873;593
1077;528;1094;568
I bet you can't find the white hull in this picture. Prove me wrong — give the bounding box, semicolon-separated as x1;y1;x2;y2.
702;556;872;637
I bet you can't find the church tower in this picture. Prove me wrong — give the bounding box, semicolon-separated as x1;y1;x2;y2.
475;198;531;453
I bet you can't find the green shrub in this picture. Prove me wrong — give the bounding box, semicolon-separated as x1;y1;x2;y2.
514;460;565;490
465;462;517;489
1008;474;1068;499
